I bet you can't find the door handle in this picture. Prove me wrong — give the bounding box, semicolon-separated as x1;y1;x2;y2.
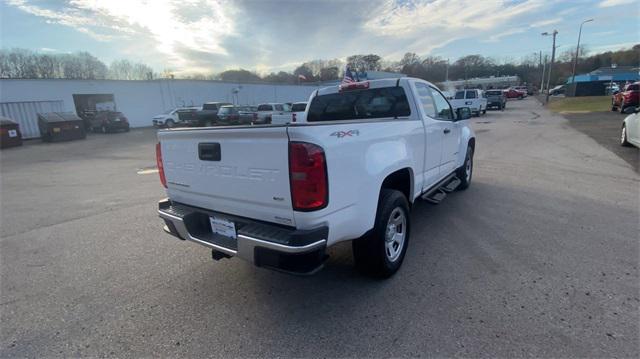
443;128;451;134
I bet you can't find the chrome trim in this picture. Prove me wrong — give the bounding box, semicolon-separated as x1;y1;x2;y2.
158;209;327;263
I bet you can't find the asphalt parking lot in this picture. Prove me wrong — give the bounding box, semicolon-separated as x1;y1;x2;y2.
1;98;638;357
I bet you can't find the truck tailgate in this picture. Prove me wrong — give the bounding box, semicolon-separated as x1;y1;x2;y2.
158;127;295;227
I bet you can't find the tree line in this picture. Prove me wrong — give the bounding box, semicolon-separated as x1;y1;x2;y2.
1;45;638;86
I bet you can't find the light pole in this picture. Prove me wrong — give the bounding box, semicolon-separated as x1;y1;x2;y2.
571;19;594;85
542;30;558;103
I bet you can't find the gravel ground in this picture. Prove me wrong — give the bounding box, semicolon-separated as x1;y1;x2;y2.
1;98;638;357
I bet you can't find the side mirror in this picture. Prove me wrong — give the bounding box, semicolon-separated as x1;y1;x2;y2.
456;107;471;121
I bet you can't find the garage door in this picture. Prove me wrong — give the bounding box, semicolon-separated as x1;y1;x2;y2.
0;100;65;139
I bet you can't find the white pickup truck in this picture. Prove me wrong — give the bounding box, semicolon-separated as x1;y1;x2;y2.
156;78;475;277
450;89;487;117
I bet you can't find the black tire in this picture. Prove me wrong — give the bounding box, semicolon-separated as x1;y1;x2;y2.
619;101;626;114
204;120;213;127
165;119;175;128
611;99;618;111
518;95;523;100
501;103;505;111
456;144;474;190
621;124;632;147
482;108;487;115
352;189;411;278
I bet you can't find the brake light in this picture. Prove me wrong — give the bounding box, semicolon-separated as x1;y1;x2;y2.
292;113;297;122
156;142;167;188
289;142;327;211
339;81;370;92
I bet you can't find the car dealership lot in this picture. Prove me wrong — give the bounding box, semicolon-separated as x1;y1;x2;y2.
1;99;638;357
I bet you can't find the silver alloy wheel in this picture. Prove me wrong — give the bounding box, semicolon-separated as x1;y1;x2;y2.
385;207;406;262
166;119;174;128
621;126;626;144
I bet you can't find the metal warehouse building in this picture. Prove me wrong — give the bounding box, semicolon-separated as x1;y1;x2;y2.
0;79;319;139
565;66;640;97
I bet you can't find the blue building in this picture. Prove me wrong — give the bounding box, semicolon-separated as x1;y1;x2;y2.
566;66;640;96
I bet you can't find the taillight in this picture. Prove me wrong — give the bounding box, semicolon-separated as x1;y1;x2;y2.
289;142;327;211
156;142;167;188
292;113;297;122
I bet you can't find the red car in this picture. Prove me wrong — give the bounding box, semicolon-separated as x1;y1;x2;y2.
503;88;526;99
612;82;640;113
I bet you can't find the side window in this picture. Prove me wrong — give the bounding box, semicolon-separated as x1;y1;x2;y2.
454;91;465;99
429;88;454;121
275;104;284;111
466;90;477;99
257;104;272;111
414;82;436;118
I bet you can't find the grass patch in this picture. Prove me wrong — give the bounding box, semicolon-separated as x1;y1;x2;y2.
547;96;611;113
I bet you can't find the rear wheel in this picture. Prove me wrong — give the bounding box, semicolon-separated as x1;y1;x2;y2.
353;189;410;278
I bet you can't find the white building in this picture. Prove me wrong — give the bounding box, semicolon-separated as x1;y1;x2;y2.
0;79;320;138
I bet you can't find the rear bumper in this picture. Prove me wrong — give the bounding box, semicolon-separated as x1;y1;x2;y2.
158;199;328;274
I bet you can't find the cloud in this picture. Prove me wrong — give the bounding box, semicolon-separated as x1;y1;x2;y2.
363;0;546;58
530;18;562;28
6;0;237;70
598;0;636;7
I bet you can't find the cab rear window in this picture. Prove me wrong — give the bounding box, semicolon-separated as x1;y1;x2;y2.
307;87;410;122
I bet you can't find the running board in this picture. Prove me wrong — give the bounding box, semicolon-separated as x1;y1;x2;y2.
420;175;461;204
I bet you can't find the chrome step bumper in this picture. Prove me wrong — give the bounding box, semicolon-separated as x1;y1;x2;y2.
158;199;328;274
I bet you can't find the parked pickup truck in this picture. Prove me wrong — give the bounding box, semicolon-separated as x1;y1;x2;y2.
156;78;475;277
271;102;307;124
450;89;486;116
187;102;232;127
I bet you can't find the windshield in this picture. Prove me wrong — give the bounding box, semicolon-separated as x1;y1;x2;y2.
307;87;410;122
486;90;503;95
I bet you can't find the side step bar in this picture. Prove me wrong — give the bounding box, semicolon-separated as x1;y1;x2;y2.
420;174;461;204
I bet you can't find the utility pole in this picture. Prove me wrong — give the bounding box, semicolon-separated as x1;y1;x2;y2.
542;30;558;103
540;54;547;93
571;19;593;85
445;58;449;82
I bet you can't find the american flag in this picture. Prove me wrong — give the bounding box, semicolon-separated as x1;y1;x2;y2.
342;65;357;83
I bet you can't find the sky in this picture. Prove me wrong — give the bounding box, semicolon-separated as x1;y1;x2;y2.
1;0;638;76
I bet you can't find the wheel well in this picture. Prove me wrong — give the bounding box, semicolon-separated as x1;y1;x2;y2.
381;168;413;203
468;137;476;150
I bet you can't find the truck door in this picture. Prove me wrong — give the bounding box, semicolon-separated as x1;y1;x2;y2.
413;82;444;188
430;87;460;175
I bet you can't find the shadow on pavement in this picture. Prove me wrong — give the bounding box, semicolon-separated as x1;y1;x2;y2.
562;111;638;172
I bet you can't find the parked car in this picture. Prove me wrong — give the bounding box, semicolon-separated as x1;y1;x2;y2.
621;107;640;147
605;83;620;96
612;82;640;113
217;105;258;125
504;88;526;99
485;90;506;110
514;86;529;97
549;85;565;96
271;102;307;124
90;111;130;133
156;78;475;277
186;102;232;127
450;89;487;116
152;107;200;128
256;103;291;123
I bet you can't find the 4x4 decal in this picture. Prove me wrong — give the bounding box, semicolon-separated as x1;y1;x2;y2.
330;130;359;138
